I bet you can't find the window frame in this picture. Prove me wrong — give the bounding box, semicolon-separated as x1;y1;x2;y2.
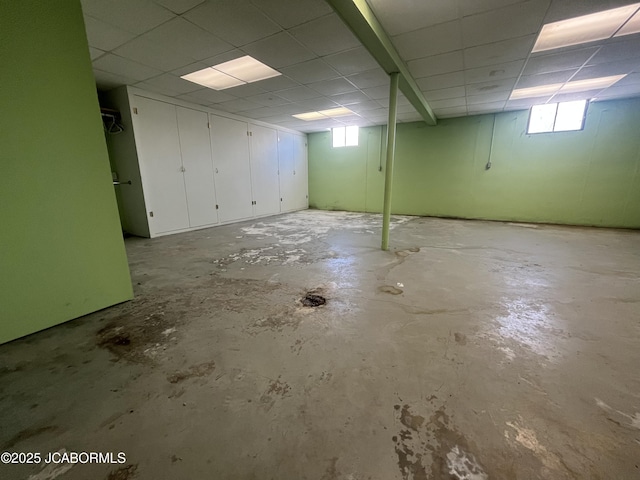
526;100;589;135
332;125;359;148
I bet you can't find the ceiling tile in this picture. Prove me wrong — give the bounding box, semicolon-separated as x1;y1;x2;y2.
294;97;340;110
333;113;365;124
424;86;466;101
467;101;507;114
89;47;104;61
465;60;525;84
407;51;464;77
466;91;511;105
222;83;267;97
242;32;315;68
323;47;380;76
252;75;301;92
572;57;640;80
524;47;599;75
200;49;246;67
143;73;203;95
367;0;459;36
429;97;467;108
416;72;465;90
393;21;462;60
516;70;578;89
614;72;640;86
289;14;361;56
572;61;640;81
176;88;236;105
251;0;333;29
542;0;638;24
466;77;518;95
184;0;281;47
589;37;640;65
242;104;301;118
280;59;340;84
330;91;372;105
347;100;384;112
153;0;204;14
461;0;548;47
114;36;196;71
361;85;390;100
308;78;357;96
458;0;529;17
276;86;321;101
256;114;298;124
463;35;536;68
141;18;233;61
360;108;389;118
244;92;291;107
81;0;175;35
346;69;390;89
134;81;183;98
216;98;264;113
83;16;137;51
93;54;163;82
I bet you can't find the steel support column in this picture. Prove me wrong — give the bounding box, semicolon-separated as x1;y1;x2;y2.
381;72;399;251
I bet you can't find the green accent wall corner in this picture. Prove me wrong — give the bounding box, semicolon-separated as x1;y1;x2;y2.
308;98;640;229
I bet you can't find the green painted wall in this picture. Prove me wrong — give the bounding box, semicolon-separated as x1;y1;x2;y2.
0;1;133;344
309;98;640;228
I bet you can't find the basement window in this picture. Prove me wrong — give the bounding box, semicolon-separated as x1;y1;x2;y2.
332;126;359;147
527;100;588;134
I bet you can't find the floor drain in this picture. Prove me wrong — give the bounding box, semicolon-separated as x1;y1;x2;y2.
301;294;326;307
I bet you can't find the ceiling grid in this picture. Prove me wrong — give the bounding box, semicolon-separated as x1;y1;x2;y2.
82;0;640;132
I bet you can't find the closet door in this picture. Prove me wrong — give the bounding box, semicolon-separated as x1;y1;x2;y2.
209;114;253;223
176;106;218;228
249;124;280;217
132;96;189;235
277;131;296;212
293;134;309;210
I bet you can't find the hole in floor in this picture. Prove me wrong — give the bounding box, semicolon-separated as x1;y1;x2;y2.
301;294;326;307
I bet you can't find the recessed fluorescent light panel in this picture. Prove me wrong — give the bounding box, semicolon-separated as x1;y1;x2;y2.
510;74;626;100
532;3;640;52
181;55;280;90
292;107;356;121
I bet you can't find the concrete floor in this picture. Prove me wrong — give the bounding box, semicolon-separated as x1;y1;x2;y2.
1;210;639;480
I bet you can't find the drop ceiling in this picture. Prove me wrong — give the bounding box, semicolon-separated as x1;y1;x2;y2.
83;0;640;133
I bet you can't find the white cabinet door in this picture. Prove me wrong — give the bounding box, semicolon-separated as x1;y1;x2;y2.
249;124;281;217
277;131;297;212
176;106;218;228
209;114;253;223
293;134;309;210
132;96;189;235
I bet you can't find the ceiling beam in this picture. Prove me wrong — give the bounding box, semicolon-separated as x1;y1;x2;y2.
327;0;437;125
